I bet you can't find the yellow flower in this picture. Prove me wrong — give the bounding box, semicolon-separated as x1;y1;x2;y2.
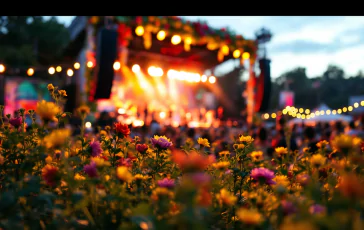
275;147;288;156
45;155;53;164
58;90;67;97
77;105;90;116
153;135;171;142
151;187;174;201
239;135;254;144
303;147;310;153
310;154;326;167
43;129;71;149
36;100;61;121
331;134;361;153
216;188;237;206
273;175;290;188
47;84;55;92
250;151;264;161
100;130;107;136
233;144;245;150
197;137;210;147
236;208;263;225
316;140;329;149
74;173;86;181
134;174;149;181
0;154;4;165
116;166;133;183
219;151;231;157
91;157;111;167
280;220;317;230
105;175;110;181
212;161;230;170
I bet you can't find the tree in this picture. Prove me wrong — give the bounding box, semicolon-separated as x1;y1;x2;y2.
0;16;70;67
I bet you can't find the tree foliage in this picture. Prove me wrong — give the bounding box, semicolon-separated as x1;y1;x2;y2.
270;64;364;110
0;16;70;67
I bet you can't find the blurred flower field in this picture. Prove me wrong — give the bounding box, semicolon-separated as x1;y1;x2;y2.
0;84;363;230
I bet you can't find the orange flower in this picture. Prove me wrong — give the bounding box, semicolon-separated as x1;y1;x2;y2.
41;164;60;187
172;150;215;172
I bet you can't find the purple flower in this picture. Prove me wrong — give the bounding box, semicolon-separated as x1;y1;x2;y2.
157;178;175;189
118;158;132;168
90;140;102;157
281;200;297;216
83;162;98;178
250;167;276;185
150;136;173;149
9;116;22;128
309;204;326;215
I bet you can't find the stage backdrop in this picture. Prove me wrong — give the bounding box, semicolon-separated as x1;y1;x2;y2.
4;77;51;116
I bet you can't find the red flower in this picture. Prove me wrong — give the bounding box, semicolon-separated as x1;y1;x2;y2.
113;122;131;137
136;143;148;153
42;164;60;187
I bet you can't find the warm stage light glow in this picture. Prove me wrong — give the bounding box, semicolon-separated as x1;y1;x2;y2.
233;49;241;58
27;68;34;76
74;62;80;69
48;67;55;75
148;66;163;77
132;64;141;73
157;30;166;41
208;76;216;84
113;61;121;71
56;66;62;72
159;111;166;119
201;75;207;82
67;69;74;77
171;35;181;45
87;61;94;68
135;26;144;36
242;52;250;60
0;64;5;73
118;108;126;114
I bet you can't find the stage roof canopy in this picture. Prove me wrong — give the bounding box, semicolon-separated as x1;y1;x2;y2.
63;16;257;71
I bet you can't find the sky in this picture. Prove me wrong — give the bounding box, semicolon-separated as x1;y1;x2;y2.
56;16;364;79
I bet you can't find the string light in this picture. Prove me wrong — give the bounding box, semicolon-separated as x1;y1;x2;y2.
171;35;181;45
135;26;144;36
233;49;241;58
56;66;62;72
87;61;94;68
242;52;250;60
67;69;74;77
48;67;55;75
74;62;80;69
157;30;166;41
113;61;121;71
27;68;34;76
0;64;5;73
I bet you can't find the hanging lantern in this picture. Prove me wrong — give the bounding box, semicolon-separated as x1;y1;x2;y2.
184;37;192;52
217;50;224;62
143;31;152;49
221;45;229;55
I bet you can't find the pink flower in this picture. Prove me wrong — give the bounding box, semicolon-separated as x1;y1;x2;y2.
190;172;211;187
309;204;326;215
83;162;98;178
157;178;175;189
89;140;102;157
118;158;132;168
9;116;22;128
250;167;276;185
281;200;297;216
